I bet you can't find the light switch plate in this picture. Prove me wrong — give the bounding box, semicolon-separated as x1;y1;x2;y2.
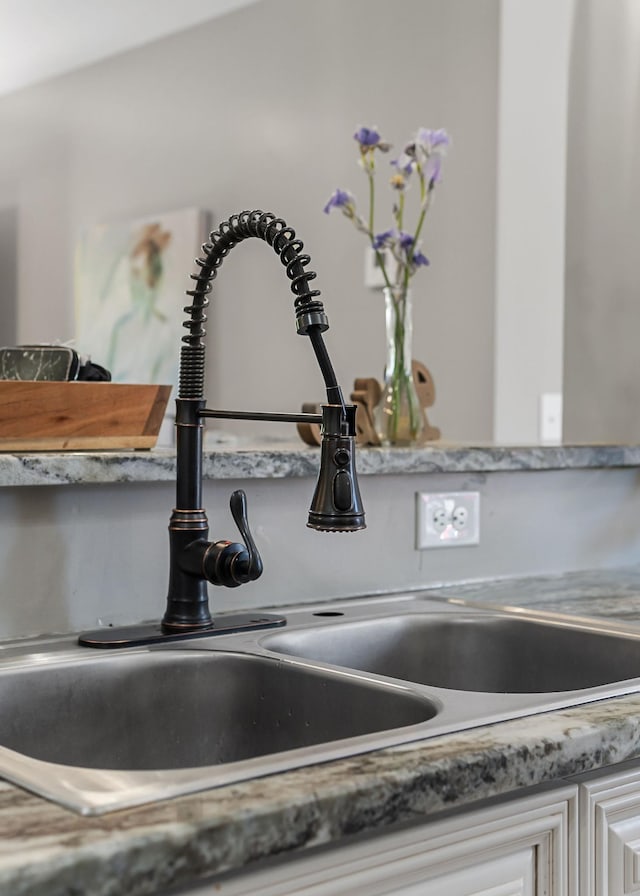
539;392;563;443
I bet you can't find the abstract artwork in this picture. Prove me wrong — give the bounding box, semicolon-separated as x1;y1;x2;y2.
75;208;209;388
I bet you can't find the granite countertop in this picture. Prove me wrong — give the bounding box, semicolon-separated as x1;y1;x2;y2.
428;565;640;625
2;566;640;895
1;441;640;487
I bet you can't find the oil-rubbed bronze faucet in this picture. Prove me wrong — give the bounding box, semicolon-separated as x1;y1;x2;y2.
79;210;365;648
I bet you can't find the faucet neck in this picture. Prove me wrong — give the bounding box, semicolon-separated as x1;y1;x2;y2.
174;398;205;509
178;210;340;407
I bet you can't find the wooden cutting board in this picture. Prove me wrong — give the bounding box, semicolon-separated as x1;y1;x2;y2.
0;382;172;451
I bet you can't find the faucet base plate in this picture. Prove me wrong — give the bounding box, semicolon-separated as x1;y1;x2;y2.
77;613;286;649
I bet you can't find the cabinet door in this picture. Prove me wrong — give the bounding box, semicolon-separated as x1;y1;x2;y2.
190;785;577;896
577;762;640;896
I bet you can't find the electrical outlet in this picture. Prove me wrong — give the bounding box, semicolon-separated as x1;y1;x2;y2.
416;491;480;549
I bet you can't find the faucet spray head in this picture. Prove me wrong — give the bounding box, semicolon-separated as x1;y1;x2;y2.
307;404;366;532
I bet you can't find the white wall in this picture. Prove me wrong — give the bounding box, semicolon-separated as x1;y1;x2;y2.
564;0;640;443
493;0;574;444
0;0;263;97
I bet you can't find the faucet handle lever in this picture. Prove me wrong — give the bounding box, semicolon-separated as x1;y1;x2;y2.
229;490;263;583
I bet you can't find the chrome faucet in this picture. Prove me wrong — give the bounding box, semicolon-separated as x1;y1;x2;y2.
79;210;365;648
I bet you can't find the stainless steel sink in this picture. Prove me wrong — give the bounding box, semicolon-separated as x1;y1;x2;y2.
0;643;438;814
0;649;434;770
262;612;640;693
3;593;640;815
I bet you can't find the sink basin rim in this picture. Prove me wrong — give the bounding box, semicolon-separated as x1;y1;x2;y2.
0;644;439;815
260;607;640;694
4;595;640;815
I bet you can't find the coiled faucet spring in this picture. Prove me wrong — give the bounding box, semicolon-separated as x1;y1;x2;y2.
180;210;332;401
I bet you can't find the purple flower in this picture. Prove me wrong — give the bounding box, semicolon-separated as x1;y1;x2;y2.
323;189;354;215
354;126;391;152
372;229;395;249
373;230;428;264
399;234;430;267
391;153;414;176
354;126;380;147
413;250;430;267
417;128;450;152
323;123;450;285
398;231;415;251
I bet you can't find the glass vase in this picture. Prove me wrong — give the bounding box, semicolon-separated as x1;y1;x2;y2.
375;286;424;446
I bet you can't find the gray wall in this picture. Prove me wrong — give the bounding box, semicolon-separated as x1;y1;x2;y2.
0;0;499;443
564;0;640;442
1;466;639;639
0;207;17;345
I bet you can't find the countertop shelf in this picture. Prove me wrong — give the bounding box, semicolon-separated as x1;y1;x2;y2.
1;441;640;488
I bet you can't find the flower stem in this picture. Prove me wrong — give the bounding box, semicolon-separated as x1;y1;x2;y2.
382;287;422;443
367;165;375;237
411;172;432;250
368;159;394;290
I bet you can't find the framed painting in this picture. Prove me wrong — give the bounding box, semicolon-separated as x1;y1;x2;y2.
75;208;210;389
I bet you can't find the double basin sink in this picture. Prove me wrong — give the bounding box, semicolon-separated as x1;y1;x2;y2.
1;594;640;814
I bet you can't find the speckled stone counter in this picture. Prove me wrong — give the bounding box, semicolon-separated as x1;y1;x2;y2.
1;441;640;487
429;565;640;624
3;567;640;895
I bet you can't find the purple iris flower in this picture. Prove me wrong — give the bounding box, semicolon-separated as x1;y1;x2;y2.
398;231;415;251
323;189;353;215
354;126;381;148
417;127;450;151
391;154;414;176
413;250;430;267
373;229;395;249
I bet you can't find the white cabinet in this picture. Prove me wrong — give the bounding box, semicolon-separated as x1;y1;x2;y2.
187;785;577;896
575;761;640;896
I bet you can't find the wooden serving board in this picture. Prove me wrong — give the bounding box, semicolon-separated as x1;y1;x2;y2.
0;382;172;451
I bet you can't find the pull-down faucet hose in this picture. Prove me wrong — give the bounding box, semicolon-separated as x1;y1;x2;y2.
179;209;344;410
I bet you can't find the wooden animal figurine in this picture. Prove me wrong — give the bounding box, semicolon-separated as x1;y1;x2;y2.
412;360;441;442
296;402;323;446
297;361;440;447
350;378;381;447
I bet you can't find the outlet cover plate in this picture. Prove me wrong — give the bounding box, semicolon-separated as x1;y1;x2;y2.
416;491;480;549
